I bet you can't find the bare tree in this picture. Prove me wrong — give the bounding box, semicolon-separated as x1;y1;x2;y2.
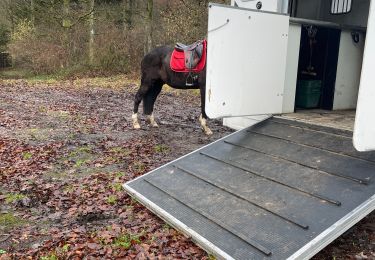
145;0;154;54
124;0;135;29
88;0;95;65
30;0;35;26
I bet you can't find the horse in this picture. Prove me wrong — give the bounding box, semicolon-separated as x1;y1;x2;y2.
131;42;212;135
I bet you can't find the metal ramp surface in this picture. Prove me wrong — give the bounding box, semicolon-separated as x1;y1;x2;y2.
123;117;375;259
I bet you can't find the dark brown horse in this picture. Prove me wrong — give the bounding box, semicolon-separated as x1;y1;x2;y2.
132;45;212;135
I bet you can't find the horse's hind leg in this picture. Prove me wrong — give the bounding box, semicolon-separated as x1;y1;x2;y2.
143;81;163;127
199;86;213;135
133;82;150;129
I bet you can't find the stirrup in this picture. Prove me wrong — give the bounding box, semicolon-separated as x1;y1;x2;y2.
186;73;198;87
186;74;194;87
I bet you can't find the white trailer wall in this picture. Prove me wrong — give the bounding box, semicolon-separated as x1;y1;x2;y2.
354;0;375;151
224;0;294;130
333;31;365;110
282;23;301;113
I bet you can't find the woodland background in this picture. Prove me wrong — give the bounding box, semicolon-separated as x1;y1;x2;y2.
0;0;228;76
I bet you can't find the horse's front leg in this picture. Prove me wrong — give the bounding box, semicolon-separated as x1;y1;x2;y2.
199;86;213;135
132;113;141;129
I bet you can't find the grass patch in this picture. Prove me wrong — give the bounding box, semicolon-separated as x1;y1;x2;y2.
63;185;74;193
106;195;117;205
26;74;58;84
68;146;93;158
75;159;89;168
5;193;26;203
61;244;70;252
109;147;131;156
115;172;125;178
0;68;61;83
38;106;48;113
26;128;50;141
65;146;93;168
46;110;70;120
113;233;141;249
154;144;170;154
103;147;131;164
111;183;123;192
46;145;97;179
0;68;34;79
0;249;7;255
22;151;33;160
133;162;145;173
0;213;25;228
40;253;58;260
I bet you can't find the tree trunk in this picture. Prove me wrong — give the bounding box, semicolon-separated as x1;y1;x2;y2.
63;0;70;28
63;0;70;67
30;0;35;26
124;0;135;30
88;0;95;65
2;0;15;33
144;0;153;54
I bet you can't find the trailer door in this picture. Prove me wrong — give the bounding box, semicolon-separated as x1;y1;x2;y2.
205;4;289;119
354;0;375;152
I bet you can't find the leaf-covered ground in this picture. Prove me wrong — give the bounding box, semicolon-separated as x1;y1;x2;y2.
0;77;374;259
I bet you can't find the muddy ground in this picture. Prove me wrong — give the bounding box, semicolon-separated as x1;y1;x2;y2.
0;77;374;259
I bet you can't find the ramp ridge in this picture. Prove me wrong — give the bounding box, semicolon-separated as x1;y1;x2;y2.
200;151;342;206
247;128;375;167
143;178;273;256
224;139;370;185
173;164;309;230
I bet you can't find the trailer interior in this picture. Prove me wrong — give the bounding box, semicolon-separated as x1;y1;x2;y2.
290;0;369;112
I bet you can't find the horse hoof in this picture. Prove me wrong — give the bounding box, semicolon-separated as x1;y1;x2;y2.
133;123;141;129
205;128;213;135
146;114;159;127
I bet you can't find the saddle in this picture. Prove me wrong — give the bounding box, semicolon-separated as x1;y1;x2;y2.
170;40;207;86
175;41;204;70
170;40;207;72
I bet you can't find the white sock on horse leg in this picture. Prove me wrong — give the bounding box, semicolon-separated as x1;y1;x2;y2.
199;114;213;135
132;113;141;129
146;113;158;127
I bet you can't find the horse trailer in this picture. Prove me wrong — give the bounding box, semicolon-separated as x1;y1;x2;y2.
124;0;375;259
210;0;374;152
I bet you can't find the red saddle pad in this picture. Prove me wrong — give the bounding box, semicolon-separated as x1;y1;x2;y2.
170;40;207;73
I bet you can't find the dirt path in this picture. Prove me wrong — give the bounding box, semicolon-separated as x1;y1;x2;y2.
0;78;374;259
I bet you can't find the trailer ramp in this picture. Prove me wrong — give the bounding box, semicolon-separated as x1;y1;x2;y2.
123;117;375;259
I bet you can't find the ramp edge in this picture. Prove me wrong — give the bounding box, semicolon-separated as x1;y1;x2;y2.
288;194;375;260
122;184;235;260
